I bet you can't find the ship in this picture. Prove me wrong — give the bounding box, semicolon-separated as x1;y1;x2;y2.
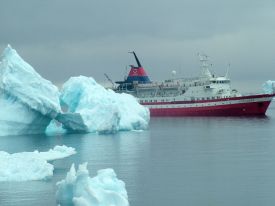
113;52;275;116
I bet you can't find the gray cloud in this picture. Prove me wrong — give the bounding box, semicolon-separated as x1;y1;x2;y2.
0;0;275;92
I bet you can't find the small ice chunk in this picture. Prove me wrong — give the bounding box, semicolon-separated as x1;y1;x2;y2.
262;80;275;94
56;163;129;206
37;145;76;161
45;120;67;136
0;145;76;181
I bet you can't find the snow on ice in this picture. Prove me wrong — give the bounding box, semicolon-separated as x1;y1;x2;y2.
0;145;76;181
56;163;129;206
57;76;150;134
0;45;149;136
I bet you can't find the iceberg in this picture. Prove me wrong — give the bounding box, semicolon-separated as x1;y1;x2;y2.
57;76;150;134
56;163;129;206
0;145;76;181
262;80;275;94
0;45;61;136
0;45;149;136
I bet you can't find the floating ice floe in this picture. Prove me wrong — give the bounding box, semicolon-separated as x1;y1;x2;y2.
0;145;76;181
0;45;61;136
56;163;129;206
262;80;275;94
57;76;150;134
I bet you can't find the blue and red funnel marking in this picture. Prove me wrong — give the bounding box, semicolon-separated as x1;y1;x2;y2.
125;52;151;84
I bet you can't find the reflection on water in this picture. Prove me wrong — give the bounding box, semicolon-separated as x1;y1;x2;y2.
0;104;275;206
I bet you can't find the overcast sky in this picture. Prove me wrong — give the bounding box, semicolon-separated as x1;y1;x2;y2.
1;0;275;91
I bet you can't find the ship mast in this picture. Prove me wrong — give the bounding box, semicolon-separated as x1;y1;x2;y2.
198;53;212;78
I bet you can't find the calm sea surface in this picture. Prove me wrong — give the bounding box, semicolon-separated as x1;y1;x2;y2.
0;103;275;206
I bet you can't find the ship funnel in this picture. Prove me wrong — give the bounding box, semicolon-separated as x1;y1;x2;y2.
125;52;151;84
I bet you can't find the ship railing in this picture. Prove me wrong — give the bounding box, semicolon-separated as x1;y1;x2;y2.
137;83;180;89
166;77;200;81
139;92;181;98
241;91;271;96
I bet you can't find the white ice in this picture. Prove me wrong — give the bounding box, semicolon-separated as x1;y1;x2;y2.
57;76;150;134
0;145;76;181
262;80;275;94
37;145;76;161
0;45;149;136
45;120;67;136
56;163;129;206
0;45;61;136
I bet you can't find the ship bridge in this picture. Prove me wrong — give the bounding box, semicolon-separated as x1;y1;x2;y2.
210;77;230;84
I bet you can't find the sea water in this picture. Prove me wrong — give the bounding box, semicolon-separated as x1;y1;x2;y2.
0;103;275;206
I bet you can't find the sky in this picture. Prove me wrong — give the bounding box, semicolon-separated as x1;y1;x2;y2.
0;0;275;92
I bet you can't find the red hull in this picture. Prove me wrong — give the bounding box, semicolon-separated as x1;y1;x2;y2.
143;94;275;117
